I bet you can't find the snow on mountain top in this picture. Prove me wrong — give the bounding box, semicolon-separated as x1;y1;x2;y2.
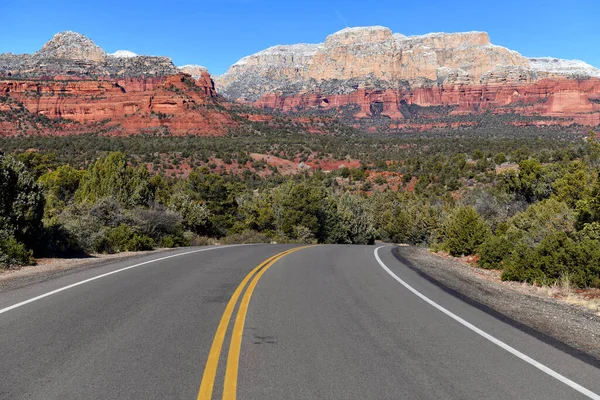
233;43;322;66
178;64;208;70
332;26;391;35
110;50;138;58
529;57;600;77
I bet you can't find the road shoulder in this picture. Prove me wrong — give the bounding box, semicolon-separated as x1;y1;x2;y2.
393;246;600;364
0;248;180;292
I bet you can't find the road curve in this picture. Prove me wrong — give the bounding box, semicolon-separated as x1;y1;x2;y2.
0;244;599;399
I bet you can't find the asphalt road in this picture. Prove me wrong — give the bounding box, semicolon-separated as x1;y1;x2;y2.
0;244;599;399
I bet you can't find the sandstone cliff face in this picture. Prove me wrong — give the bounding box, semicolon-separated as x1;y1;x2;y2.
216;26;600;126
215;26;536;101
0;73;235;136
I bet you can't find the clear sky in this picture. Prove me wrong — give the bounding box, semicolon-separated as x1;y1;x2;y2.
1;0;598;75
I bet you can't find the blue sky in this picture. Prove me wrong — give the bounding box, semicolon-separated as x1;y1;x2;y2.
1;0;598;75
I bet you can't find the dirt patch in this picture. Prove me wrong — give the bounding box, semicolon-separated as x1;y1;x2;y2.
394;246;600;363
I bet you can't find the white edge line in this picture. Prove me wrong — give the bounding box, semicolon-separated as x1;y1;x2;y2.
374;245;600;400
0;245;250;316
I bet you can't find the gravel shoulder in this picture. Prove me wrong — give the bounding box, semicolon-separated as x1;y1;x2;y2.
0;249;178;293
393;246;600;365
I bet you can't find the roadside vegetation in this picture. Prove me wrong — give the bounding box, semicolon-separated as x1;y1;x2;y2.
2;126;600;290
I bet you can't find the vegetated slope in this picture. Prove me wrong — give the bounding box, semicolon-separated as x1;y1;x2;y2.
216;26;600;128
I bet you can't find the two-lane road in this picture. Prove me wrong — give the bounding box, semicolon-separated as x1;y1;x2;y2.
0;244;599;399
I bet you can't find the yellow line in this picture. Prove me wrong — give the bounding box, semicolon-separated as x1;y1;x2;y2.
196;248;298;400
222;245;314;399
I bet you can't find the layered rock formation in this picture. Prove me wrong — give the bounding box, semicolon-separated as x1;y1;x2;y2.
0;31;241;136
0;72;235;136
216;26;600;126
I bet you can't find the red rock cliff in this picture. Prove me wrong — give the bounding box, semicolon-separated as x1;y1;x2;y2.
250;78;600;126
0;72;236;136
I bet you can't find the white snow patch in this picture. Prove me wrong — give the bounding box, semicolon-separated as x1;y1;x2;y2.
110;50;138;58
232;43;322;67
178;64;208;70
529;57;600;77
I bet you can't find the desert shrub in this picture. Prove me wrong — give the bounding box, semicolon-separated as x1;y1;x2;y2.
0;232;34;269
478;234;516;270
500;158;554;203
89;197;127;228
237;191;276;237
271;181;326;241
168;192;211;234
551;161;594;208
90;228;114;254
76;152;151;207
57;203;105;253
127;206;184;242
186;234;216;247
293;225;317;244
576;222;600;241
106;224;154;253
507;198;575;247
38;165;83;218
159;234;190;248
0;153;45;251
125;233;155;252
443;206;490;256
327;193;374;245
221;230;271;244
371;191;441;245
502;232;600;288
461;188;527;229
159;236;177;248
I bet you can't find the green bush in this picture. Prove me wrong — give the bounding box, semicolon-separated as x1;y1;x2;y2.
76;152;151;207
478;234;514;269
125;233;155;252
501;232;600;287
103;224;154;253
160;234;190;248
0;153;45;251
0;232;34;269
371;191;440;245
330;193;375;245
443;206;490;256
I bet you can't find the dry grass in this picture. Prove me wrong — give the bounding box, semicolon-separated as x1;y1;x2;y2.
524;274;600;316
434;249;600;317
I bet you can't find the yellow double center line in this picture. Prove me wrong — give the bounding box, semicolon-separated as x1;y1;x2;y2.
197;246;312;400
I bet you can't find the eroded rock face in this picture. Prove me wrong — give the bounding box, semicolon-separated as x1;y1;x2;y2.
215;27;536;101
0;74;234;136
36;31;106;62
215;26;600;126
178;65;209;79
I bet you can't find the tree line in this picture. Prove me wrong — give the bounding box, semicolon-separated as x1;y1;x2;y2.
2;131;600;289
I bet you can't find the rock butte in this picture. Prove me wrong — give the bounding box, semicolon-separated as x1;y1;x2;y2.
0;73;235;136
0;31;236;136
216;26;600;126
